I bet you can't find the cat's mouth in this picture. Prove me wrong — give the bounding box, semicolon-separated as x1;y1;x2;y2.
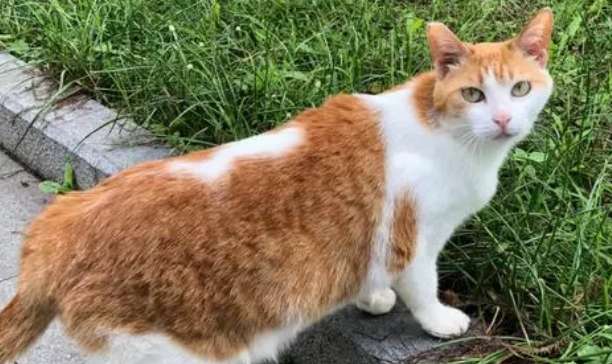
493;131;518;140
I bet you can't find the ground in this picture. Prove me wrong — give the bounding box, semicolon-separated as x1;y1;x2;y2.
0;149;84;363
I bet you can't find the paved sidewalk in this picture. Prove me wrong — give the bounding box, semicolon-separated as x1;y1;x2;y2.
0;149;84;363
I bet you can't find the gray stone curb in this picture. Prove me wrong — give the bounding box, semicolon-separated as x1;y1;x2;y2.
0;52;172;188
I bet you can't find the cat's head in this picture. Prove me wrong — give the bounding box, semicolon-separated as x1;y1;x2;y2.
426;8;554;145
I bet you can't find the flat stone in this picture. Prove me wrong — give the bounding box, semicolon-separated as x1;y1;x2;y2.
0;53;172;189
279;301;447;364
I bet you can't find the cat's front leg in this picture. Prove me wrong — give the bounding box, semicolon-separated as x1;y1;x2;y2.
394;254;470;338
355;288;397;315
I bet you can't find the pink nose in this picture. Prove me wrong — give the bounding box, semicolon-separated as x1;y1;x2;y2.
493;114;511;131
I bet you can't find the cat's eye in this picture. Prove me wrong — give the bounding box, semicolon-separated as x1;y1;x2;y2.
461;87;485;103
511;81;531;97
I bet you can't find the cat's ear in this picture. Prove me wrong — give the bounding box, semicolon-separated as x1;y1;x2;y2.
426;22;469;78
515;8;553;68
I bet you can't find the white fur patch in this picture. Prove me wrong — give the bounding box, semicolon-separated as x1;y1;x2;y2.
87;324;302;364
247;324;302;363
86;334;205;364
170;127;303;182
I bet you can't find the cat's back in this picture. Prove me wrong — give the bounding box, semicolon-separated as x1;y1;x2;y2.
30;94;384;228
39;94;386;250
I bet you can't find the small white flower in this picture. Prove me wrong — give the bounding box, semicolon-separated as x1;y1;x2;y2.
235;26;241;31
169;25;176;32
186;64;194;70
314;80;321;88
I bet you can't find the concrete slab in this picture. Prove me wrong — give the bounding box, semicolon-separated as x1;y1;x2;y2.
0;149;84;363
0;151;49;281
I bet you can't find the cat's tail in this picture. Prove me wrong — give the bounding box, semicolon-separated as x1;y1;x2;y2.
0;290;56;363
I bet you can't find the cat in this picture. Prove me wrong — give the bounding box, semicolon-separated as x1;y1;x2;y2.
0;8;553;364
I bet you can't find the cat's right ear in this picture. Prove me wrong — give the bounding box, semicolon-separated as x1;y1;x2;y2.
515;8;554;68
426;22;469;78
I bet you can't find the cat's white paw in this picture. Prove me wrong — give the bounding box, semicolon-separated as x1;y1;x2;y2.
356;288;397;315
413;304;470;339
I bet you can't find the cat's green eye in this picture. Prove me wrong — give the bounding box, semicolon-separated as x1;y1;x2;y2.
461;87;485;103
511;81;531;97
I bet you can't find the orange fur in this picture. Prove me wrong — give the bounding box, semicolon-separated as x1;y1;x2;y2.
389;196;418;273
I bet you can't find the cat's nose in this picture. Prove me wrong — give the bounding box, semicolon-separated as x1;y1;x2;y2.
493;113;511;131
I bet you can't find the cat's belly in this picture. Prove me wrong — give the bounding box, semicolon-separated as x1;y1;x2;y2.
87;333;204;364
88;324;303;364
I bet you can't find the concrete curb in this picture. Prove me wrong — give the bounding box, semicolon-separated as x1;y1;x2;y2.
0;52;172;188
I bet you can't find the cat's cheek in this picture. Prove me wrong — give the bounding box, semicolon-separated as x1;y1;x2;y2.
511;94;547;136
465;105;496;140
531;90;553;117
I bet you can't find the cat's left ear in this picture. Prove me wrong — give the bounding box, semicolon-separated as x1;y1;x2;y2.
426;22;469;78
515;8;554;68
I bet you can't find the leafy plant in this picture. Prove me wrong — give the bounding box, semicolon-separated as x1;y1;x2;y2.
39;161;75;194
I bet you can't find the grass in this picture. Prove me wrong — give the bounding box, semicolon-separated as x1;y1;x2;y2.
1;0;610;362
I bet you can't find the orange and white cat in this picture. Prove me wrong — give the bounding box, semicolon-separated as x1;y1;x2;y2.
0;9;553;364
